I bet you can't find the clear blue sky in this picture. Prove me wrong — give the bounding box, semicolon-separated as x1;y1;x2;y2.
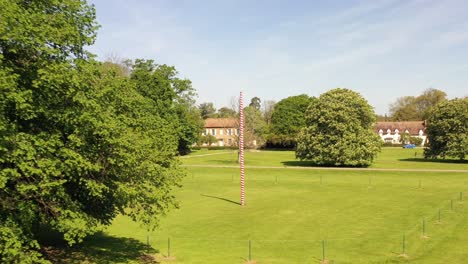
88;0;468;115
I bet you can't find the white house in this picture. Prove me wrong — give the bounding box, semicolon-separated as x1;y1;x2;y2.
374;121;426;146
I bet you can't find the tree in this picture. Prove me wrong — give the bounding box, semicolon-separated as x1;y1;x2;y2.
218;107;237;118
244;106;267;148
389;96;419;121
389;88;447;121
0;1;186;261
262;100;276;125
296;88;382;166
129;59;203;155
249;97;261;110
375;114;389;122
200;134;217;146
102;54;132;77
415;88;447;120
400;132;423;145
199;102;217;119
268;94;312;148
424;98;467;160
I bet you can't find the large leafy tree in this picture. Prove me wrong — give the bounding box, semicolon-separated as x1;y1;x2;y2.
244;106;267;148
389;88;447;121
218;107;237;118
424;98;467;160
268;94;311;148
198;102;217;119
0;1;187;262
389;96;419;121
129;59;203;155
415;88;447;119
296;88;381;167
261;99;276;125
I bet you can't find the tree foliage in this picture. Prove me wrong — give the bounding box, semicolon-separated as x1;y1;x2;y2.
400;132;423;145
268;94;311;148
199;134;217;146
415;88;447;119
0;1;194;261
296;88;381;166
249;97;261;111
217;107;237;118
424;98;467;160
129;59;203;155
261;100;275;125
389;88;447;121
389;96;419;121
244;106;267;148
198;102;216;119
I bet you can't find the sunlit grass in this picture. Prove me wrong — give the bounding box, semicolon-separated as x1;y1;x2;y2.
101;149;468;263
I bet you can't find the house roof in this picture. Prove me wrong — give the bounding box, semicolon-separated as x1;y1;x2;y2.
374;121;425;135
205;118;238;128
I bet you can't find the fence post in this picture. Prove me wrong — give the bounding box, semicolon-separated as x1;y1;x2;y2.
402;233;406;255
422;218;426;237
168;237;171;257
322;240;326;262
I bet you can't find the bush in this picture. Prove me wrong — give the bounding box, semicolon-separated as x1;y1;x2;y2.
409;136;423;146
264;134;296;149
383;143;403;147
207;146;238;150
207;146;226;150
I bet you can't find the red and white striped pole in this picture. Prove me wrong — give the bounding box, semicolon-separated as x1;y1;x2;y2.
239;91;245;207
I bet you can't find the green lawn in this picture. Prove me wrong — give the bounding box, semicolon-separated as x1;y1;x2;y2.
72;149;467;263
183;148;468;170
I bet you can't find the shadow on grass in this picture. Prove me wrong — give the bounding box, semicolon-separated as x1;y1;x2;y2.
398;158;467;164
201;194;241;205
42;231;159;264
281;160;368;168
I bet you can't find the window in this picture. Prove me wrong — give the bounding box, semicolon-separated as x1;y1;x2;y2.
211;129;216;136
228;129;232;136
228;139;232;145
220;129;224;135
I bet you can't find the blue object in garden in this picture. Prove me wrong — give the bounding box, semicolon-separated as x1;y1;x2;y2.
403;144;416;149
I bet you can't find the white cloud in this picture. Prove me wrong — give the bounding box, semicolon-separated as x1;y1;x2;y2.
88;0;468;113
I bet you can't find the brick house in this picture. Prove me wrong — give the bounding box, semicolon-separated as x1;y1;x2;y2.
203;118;239;146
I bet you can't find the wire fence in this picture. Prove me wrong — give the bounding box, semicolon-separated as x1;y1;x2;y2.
141;190;466;263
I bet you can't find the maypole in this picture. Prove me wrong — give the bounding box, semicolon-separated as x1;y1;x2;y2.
239;91;245;206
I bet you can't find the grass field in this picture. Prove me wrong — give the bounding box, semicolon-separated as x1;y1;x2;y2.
65;148;468;263
182;148;468;170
